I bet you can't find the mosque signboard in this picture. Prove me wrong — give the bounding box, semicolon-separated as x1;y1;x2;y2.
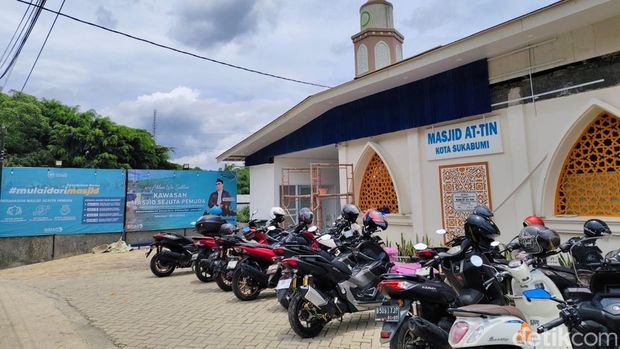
425;116;503;160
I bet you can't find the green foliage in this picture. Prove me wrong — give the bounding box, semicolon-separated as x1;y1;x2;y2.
388;233;431;257
558;253;574;268
219;163;249;194
0;91;178;169
237;206;250;223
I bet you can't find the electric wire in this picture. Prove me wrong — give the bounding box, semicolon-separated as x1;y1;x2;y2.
0;0;34;66
21;0;67;91
0;0;46;81
15;0;332;89
0;0;38;72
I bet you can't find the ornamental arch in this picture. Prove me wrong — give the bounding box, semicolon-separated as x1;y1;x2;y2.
555;112;620;216
355;142;400;214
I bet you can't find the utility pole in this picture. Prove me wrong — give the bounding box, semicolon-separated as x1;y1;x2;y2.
152;109;157;142
0;124;6;199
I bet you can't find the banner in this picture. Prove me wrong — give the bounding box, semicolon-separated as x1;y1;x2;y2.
0;167;126;237
125;170;236;231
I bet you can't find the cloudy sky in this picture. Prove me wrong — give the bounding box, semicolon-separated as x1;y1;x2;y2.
0;0;556;169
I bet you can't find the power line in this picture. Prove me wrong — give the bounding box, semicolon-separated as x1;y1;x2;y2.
0;0;34;66
0;0;46;81
0;0;37;71
21;0;67;92
15;0;332;89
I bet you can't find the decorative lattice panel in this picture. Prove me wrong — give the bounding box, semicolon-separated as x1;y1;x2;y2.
358;154;399;213
439;162;492;241
556;114;620;216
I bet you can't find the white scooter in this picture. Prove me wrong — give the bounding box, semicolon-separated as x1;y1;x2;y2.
448;254;572;349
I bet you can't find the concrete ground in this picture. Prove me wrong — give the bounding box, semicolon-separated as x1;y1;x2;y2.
0;250;384;349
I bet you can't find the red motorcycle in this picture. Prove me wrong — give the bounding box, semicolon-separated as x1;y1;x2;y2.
231;209;317;301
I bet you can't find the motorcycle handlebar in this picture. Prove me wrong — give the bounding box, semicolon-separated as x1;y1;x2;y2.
537;317;565;334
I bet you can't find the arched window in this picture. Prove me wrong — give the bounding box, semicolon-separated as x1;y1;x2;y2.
555;113;620;216
357;44;369;75
374;41;390;69
358;153;399;213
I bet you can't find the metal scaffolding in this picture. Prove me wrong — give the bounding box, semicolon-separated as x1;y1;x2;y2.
280;163;354;228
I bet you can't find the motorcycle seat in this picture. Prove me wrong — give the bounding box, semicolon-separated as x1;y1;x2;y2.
331;259;352;275
452;304;527;322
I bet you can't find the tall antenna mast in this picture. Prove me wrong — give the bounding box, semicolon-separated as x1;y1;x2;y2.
152;109;157;142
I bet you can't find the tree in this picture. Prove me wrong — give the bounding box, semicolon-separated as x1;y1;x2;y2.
0;91;179;169
220;163;249;194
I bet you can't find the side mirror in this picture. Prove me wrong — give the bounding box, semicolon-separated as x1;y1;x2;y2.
491;241;501;247
470;255;484;267
436;229;447;236
523;288;553;301
308;226;318;233
414;243;428;250
268;226;276;231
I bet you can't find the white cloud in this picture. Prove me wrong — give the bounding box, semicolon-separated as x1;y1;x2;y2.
104;86;292;169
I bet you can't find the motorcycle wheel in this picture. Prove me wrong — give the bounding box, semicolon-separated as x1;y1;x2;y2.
391;320;430;349
277;288;294;309
149;253;176;277
215;272;233;292
194;256;213;282
232;269;261;301
287;293;326;338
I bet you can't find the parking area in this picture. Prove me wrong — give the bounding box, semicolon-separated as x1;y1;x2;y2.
0;250;383;349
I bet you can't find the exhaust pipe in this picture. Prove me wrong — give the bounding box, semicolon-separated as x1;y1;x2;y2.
158;250;189;263
239;263;269;287
409;316;450;349
302;286;328;307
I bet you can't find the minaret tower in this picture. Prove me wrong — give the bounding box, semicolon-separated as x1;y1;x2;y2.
351;0;404;77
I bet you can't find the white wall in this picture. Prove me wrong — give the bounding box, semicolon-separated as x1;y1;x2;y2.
338;85;620;254
249;164;276;220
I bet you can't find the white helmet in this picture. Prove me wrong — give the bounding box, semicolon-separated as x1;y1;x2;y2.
271;207;286;218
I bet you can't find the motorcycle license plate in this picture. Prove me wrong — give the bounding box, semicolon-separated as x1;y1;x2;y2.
266;264;279;275
374;305;400;322
416;266;431;277
227;260;238;269
276;278;292;290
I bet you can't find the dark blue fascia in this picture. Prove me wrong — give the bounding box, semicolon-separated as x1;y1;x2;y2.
246;59;491;166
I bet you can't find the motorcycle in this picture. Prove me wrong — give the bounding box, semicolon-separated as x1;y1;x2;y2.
231;220;318;301
285;209;397;338
146;207;226;278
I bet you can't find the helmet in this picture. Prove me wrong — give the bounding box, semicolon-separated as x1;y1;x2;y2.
218;223;235;236
518;225;560;255
464;207;500;246
298;208;314;225
523;215;545;227
583;219;611;237
362;209;388;231
472;205;494;219
208;206;222;215
271;207;286;223
341;204;360;223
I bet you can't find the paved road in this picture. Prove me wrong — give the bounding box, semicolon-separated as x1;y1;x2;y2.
0;250;384;349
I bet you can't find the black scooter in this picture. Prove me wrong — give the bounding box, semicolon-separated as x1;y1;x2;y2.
146;210;226;277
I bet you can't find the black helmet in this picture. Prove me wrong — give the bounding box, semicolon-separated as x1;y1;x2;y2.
341;204;360;223
583;219;611;237
362;209;388;231
298;208;314;225
464;208;500;246
218;223;235;236
518;225;560;255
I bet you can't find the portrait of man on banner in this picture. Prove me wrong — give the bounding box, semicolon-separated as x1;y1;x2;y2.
208;178;234;216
